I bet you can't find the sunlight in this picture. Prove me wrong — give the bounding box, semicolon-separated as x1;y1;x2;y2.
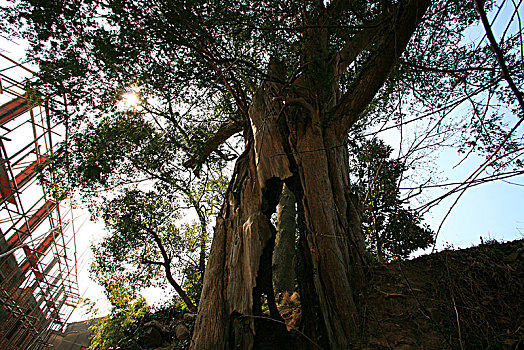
123;91;140;107
119;87;142;111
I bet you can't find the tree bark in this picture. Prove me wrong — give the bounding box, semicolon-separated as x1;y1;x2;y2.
190;1;430;348
190;64;367;349
191;67;293;349
272;183;297;294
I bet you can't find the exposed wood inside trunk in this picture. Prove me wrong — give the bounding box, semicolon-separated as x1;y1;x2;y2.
273;183;297;294
190;1;431;347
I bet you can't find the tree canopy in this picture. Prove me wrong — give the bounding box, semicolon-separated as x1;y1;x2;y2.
5;0;521;192
3;0;524;348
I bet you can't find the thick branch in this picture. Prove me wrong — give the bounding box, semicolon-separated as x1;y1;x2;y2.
474;0;524;114
148;230;197;312
331;14;388;75
183;121;243;174
329;0;431;134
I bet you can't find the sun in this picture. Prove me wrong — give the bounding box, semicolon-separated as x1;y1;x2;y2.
119;87;143;111
122;91;140;108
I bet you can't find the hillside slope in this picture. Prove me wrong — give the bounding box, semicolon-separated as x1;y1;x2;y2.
358;239;524;349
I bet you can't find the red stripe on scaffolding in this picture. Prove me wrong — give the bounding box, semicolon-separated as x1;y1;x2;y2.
0;95;29;125
6;200;57;248
0;94;44;126
20;226;61;273
14;155;48;188
0;155;49;205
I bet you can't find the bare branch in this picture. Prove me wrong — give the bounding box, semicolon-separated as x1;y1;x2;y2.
475;0;524;114
183;121;243;174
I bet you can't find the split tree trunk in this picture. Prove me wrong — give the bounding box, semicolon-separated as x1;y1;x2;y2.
190;66;366;349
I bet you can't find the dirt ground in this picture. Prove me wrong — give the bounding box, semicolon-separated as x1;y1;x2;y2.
149;239;524;349
358;239;524;349
272;239;524;349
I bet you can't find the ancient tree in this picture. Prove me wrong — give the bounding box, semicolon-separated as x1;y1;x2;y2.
189;2;431;348
7;0;523;348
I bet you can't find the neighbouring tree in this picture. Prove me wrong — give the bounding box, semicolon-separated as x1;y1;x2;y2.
41;107;227;309
5;0;523;348
351;138;434;263
90;189;197;311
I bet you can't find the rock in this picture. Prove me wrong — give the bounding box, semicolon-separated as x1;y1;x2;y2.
141;324;164;348
144;320;164;331
175;323;190;340
183;313;196;322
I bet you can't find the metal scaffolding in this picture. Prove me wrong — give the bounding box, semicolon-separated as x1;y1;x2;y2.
0;53;80;349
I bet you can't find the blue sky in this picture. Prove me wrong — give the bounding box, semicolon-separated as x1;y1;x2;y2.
418;0;524;250
1;0;523;322
424;149;524;249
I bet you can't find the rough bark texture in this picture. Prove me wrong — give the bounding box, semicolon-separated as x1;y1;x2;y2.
272;184;297;294
190;1;430;348
191;67;367;349
190;70;293;349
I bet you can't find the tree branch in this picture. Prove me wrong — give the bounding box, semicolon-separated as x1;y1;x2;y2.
183;121;243;174
142;258;166;266
329;0;431;135
399;60;498;74
148;229;198;312
474;0;524;114
331;14;388;75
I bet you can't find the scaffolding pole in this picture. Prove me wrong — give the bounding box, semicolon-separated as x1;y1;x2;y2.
0;54;80;350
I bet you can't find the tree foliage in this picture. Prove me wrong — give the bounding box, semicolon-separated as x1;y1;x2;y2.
38;94;228;308
86;288;190;350
352;138;434;262
87;286;149;350
4;0;520;199
3;0;524;347
2;0;519;184
90;190;197;308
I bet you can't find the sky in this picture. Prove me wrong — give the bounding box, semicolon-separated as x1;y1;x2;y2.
404;0;524;251
424;150;524;249
1;0;523;323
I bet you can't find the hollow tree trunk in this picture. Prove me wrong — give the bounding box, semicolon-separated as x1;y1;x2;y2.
190;2;430;347
272;183;297;294
190;65;366;349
